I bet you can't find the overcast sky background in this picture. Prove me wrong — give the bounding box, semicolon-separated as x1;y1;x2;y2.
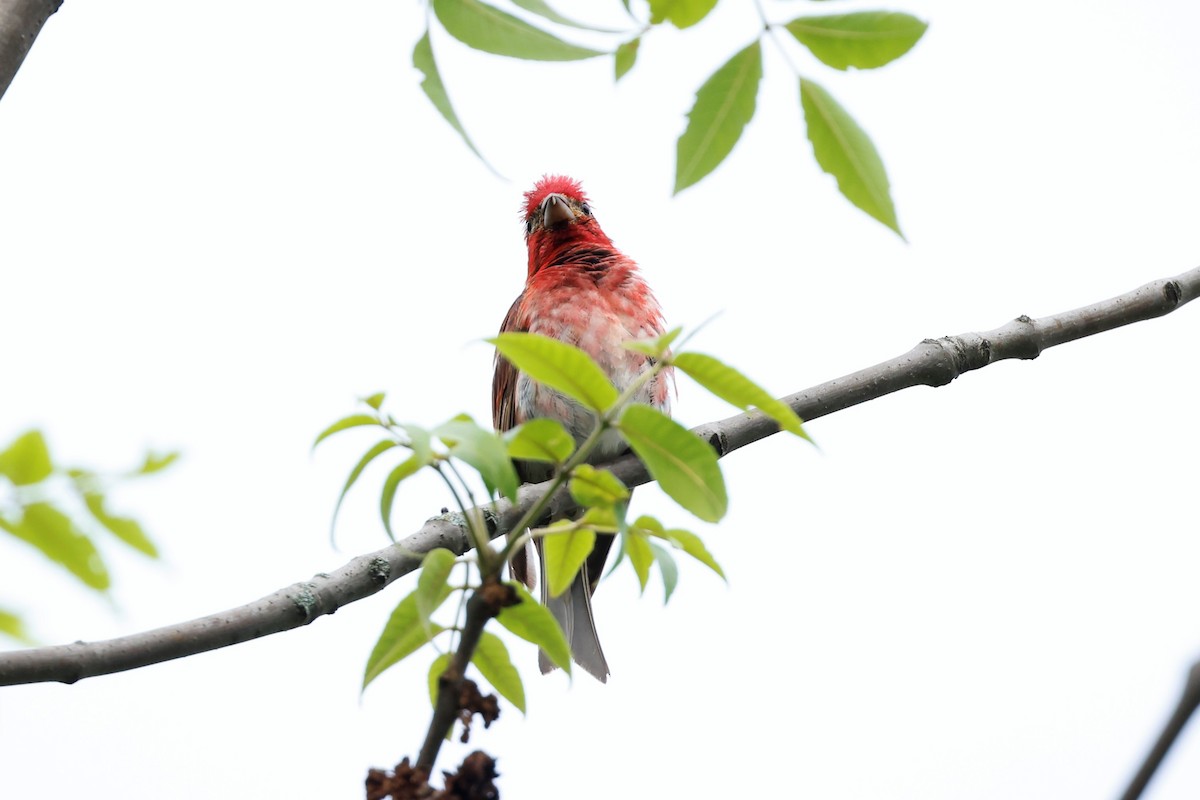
2;1;1200;797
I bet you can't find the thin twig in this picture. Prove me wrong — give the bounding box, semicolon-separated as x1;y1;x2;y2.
0;266;1195;687
1120;659;1200;800
416;578;512;771
0;0;61;100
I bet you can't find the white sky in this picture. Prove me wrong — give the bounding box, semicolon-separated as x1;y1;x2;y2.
2;1;1200;797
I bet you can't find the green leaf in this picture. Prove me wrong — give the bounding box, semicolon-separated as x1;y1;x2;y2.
134;450;180;475
619;405;727;522
0;607;33;643
331;440;399;542
647;541;679;603
673;352;808;440
0;430;53;486
623;326;682;358
380;456;423;542
675;41;762;194
511;0;620;32
433;0;604;61
363;585;452;689
785;12;927;71
489;332;619;412
569;464;630;508
473;630;526;713
648;0;719;29
542;523;596;598
362;392;386;411
8;503;109;591
412;31;495;172
624;531;653;593
800;78;902;237
661;527;726;580
615;37;639;81
379;424;434;541
435;416;520;502
312;413;381;450
427;652;453;708
504;418;575;464
417;549;458;626
496;581;572;673
83;493;159;558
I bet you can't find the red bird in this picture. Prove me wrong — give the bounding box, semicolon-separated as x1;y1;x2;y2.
492;175;672;682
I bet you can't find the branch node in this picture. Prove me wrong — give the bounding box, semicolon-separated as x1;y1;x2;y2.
289;582;322;622
1164;280;1182;306
368;557;392;584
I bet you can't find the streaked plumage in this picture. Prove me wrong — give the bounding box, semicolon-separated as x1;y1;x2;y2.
492;175;671;682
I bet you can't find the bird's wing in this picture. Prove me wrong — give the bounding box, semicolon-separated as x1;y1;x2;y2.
492;293;525;434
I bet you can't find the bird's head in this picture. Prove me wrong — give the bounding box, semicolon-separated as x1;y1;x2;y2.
522;175;592;235
521;175;613;278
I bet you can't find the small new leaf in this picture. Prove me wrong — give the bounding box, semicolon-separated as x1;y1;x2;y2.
433;0;603;61
619;405;727;522
624;531;654;593
542;524;596;598
675;41;762;194
331;440;398;543
83;493;159;558
435;416;519;501
312;413;382;450
673;352;809;440
0;430;53;486
416;549;458;626
623;326;682;358
363;585;453;689
427;652;453;709
135;450;180;475
505;418;575;464
473;631;526;713
9;503;109;591
380;456;424;542
0;608;32;644
800;78;902;237
662;527;726;581
785;12;927;71
615;37;640;81
489;332;619;412
496;581;572;673
362;392;386;411
647;541;680;603
569;465;630;508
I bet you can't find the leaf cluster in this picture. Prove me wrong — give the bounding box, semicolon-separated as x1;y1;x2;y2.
411;0;926;235
0;430;176;643
316;327;811;739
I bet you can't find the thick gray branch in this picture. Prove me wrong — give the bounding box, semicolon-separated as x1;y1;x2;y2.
0;0;60;100
0;265;1195;686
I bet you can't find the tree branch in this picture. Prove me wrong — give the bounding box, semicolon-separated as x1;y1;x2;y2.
0;265;1195;688
1120;658;1200;800
0;0;61;100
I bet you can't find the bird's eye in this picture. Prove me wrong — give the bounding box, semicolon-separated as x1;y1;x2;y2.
580;203;591;216
525;219;534;234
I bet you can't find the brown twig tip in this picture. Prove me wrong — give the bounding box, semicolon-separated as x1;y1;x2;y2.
366;751;499;800
478;579;519;615
456;679;501;744
366;757;433;800
440;751;500;800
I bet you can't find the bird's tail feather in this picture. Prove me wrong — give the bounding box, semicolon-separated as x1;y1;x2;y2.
537;545;610;683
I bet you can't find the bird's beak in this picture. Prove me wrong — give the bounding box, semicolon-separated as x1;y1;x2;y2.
540;193;576;228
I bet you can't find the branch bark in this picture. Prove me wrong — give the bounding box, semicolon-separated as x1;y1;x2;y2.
0;0;60;100
0;265;1195;688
